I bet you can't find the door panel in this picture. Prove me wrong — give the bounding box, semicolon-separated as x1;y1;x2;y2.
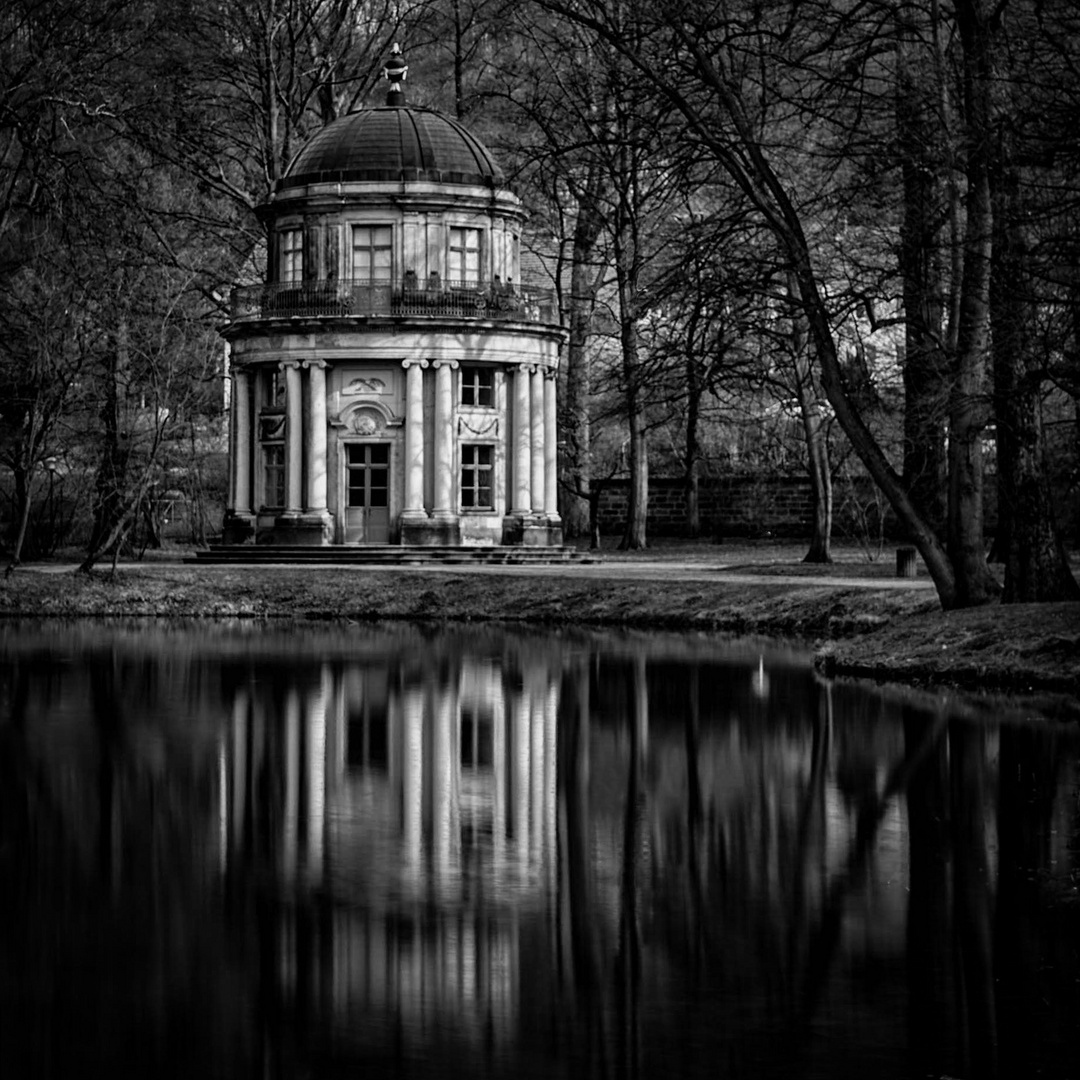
344;443;391;542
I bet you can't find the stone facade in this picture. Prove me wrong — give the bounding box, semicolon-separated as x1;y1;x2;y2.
221;63;566;548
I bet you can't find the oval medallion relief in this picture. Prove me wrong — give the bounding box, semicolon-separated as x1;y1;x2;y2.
351;408;383;436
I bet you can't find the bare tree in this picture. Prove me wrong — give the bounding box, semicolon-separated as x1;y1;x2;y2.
536;0;1038;608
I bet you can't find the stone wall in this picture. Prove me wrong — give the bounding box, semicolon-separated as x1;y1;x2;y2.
596;476;818;538
594;473;1014;541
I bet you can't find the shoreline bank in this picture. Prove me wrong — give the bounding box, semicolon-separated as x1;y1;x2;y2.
2;550;1077;701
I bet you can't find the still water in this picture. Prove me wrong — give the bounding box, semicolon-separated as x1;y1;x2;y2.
2;621;1078;1080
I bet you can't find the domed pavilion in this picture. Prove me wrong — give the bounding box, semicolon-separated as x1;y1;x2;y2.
220;47;565;550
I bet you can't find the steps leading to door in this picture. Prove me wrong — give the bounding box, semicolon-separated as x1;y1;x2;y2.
187;544;594;566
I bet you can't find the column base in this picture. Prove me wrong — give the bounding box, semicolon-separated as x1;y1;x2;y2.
502;515;563;547
221;511;256;545
267;511;334;546
544;517;564;547
401;514;461;546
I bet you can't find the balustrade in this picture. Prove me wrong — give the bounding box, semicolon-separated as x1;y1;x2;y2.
230;277;557;324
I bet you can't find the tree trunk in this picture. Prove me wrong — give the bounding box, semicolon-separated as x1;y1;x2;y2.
562;169;605;539
88;323;130;558
789;273;832;563
79;501;139;574
897;9;949;537
991;157;1080;601
794;254;961;602
452;0;466;119
615;176;647;551
801;397;832;564
619;302;648;550
4;461;33;575
948;0;1001;607
684;350;701;538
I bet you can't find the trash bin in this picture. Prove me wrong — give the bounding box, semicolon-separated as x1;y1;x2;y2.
896;546;918;578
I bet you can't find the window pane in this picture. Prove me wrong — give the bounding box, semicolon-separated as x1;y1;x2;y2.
263;444;285;506
461;366;493;407
281;230;303;283
450;227;481;284
461;444;494;509
352;225;392;280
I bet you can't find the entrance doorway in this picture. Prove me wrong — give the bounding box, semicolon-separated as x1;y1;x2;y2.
344;442;391;543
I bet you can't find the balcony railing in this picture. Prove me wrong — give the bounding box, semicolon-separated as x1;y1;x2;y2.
230;277;559;325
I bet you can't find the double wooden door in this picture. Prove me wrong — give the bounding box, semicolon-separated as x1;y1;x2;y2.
344;443;390;543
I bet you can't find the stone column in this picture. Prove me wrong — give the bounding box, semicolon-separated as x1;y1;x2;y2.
227;372;237;511
544;368;561;522
302;360;328;513
282;360;303;516
232;368;252;515
512;365;532;515
432;359;458;520
402;359;428;518
530;365;545;514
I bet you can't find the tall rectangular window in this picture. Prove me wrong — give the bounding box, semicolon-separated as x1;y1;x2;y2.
280;229;303;283
449;227;481;284
460;366;494;407
351;225;392;281
263;443;285;507
460;444;493;509
262;369;285;408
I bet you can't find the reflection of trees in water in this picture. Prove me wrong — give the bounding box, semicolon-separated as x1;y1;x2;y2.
580;656;1080;1080
0;644;250;1077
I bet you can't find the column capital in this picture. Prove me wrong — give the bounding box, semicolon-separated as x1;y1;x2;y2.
402;358;429;371
279;359;302;372
302;358;329;371
432;358;459;371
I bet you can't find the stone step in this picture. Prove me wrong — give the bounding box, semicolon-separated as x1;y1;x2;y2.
188;544;593;566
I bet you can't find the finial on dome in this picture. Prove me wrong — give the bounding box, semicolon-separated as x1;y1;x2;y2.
383;43;408;106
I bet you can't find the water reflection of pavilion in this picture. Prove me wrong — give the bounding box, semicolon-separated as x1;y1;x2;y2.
218;641;561;1054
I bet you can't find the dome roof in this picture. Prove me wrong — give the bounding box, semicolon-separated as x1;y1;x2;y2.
277;106;505;191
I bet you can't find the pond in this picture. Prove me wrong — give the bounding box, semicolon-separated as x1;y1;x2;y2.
2;621;1078;1079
